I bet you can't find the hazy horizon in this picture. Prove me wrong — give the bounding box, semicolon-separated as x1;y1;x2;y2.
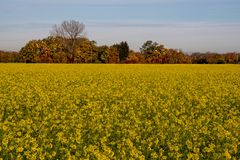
1;0;240;53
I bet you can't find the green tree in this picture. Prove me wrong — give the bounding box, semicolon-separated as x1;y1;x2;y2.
97;45;109;63
113;41;129;62
140;41;168;63
140;40;159;58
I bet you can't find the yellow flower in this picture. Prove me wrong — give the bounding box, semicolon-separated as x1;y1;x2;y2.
17;147;24;153
52;151;56;157
9;146;14;151
224;150;231;160
17;131;22;136
2;125;8;131
70;144;77;149
2;138;8;146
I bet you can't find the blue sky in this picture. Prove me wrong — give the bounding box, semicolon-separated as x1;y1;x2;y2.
1;0;240;52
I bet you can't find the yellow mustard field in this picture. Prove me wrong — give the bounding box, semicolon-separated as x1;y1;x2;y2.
0;64;239;159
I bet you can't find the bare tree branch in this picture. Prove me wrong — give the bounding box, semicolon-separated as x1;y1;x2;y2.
50;20;85;63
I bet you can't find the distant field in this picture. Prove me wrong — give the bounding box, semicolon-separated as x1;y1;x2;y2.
0;64;239;159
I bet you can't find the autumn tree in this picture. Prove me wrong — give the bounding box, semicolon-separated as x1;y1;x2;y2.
19;36;67;63
0;51;19;63
125;52;145;64
44;36;67;63
163;49;187;64
140;40;191;64
75;38;98;63
225;52;238;64
140;41;168;63
19;40;50;63
108;47;120;63
50;20;85;63
191;52;227;64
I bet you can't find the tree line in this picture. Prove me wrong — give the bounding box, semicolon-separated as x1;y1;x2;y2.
0;20;239;64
